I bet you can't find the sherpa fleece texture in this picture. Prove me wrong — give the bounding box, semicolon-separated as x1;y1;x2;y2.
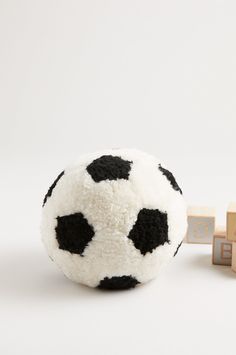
41;149;187;289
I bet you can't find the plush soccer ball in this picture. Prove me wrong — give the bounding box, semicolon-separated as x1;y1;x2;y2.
41;149;187;290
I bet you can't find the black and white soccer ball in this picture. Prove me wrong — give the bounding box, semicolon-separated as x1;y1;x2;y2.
41;149;187;290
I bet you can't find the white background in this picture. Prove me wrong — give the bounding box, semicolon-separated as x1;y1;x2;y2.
1;1;236;354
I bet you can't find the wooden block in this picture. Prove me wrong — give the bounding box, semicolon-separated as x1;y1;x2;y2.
212;228;232;266
232;242;236;272
227;203;236;242
186;206;215;244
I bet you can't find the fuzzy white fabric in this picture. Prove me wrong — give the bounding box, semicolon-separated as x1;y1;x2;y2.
41;149;187;288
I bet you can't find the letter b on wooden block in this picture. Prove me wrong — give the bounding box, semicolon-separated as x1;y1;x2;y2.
212;230;232;266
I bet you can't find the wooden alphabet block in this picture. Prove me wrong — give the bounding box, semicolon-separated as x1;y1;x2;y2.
186;206;215;244
231;242;236;272
227;203;236;242
212;228;232;266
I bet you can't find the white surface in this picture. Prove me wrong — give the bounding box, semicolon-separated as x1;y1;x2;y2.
1;243;236;355
1;0;236;354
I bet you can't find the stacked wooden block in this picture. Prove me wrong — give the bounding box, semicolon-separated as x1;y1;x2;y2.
213;227;232;266
226;203;236;271
185;204;236;271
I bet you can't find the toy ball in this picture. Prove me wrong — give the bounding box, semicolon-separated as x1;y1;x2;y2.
41;149;187;290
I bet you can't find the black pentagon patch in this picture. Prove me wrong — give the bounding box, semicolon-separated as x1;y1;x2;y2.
174;242;183;257
158;164;183;194
86;155;132;182
55;212;94;255
98;276;139;290
43;171;65;206
128;208;169;255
